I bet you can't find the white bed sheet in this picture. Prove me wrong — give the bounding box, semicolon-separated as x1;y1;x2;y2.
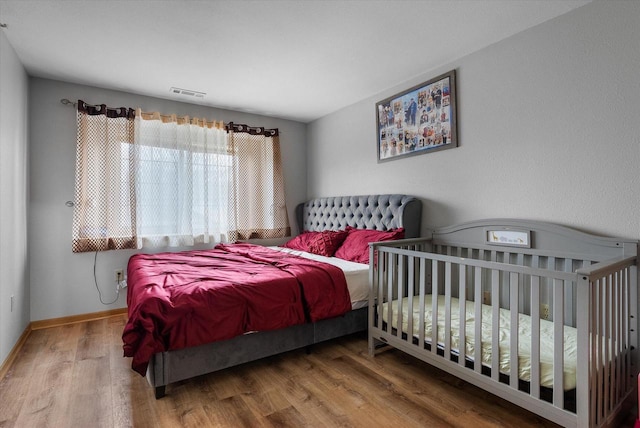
382;295;577;390
270;247;370;309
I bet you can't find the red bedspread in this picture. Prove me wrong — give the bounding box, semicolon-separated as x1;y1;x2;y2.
122;243;352;375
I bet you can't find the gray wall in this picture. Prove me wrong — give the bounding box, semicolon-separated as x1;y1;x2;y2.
307;0;640;239
0;30;30;363
28;78;307;321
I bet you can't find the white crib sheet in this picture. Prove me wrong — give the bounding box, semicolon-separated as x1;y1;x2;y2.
381;295;577;390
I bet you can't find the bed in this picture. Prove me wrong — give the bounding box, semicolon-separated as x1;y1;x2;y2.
123;194;422;398
368;219;638;428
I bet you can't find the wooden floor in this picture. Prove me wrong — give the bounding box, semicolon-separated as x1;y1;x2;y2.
0;314;636;428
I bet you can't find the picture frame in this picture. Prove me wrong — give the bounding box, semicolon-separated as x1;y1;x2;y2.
376;69;458;162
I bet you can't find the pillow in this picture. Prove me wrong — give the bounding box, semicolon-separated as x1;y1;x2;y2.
281;230;349;257
334;227;405;264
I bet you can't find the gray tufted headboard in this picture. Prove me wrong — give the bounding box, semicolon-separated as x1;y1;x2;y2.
295;194;422;239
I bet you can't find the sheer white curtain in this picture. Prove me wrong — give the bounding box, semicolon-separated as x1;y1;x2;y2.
134;111;230;248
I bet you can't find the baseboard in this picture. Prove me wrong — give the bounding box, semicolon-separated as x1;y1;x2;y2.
30;307;128;330
0;308;128;380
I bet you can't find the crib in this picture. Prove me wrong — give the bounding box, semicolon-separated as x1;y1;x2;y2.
368;219;638;427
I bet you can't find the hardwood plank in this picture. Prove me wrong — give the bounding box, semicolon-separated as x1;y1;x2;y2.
240;387;292;418
1;315;636;428
265;405;321;428
108;314;140;428
0;329;47;426
326;354;454;427
13;358;75;427
282;350;399;427
75;319;108;361
204;395;266;427
0;369;30;426
0;325;31;381
67;345;113;426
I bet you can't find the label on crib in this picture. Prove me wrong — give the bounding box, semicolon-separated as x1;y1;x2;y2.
485;228;531;248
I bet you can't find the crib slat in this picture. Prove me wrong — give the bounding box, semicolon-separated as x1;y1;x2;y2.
418;258;426;349
622;268;628;395
377;251;385;330
407;257;415;345
604;274;611;414
531;255;539;312
502;253;511;310
623;269;628;394
618;269;625;402
611;272;617;405
431;261;439;356
564;258;574;327
474;266;483;374
625;265;634;393
459;264;467;367
517;253;525;314
591;278;598;424
530;275;541;399
576;273;590;428
468;249;476;302
552;279;564;408
396;255;405;339
491;269;500;381
597;278;605;423
546;257;555;320
510;272;519;389
444;262;452;359
387;253;395;335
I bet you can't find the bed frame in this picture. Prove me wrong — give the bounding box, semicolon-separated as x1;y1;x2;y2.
145;194;422;398
369;219;638;428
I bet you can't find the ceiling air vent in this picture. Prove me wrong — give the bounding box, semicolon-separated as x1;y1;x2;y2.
170;87;206;98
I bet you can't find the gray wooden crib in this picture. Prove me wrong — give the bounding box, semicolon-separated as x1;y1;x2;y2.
368;219;638;427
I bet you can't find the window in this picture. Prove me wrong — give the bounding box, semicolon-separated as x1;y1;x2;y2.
133;115;231;247
72;101;290;253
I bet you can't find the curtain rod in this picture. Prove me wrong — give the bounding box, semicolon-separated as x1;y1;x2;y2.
59;98;196;118
60;99;279;135
60;98;136;112
60;99;185;120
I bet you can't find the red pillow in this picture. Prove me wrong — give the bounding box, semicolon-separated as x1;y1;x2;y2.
282;230;349;257
334;228;405;264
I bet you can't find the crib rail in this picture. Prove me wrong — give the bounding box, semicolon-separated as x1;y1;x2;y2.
368;237;638;428
577;255;638;427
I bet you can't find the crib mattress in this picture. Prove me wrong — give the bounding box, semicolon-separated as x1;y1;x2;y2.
381;295;577;390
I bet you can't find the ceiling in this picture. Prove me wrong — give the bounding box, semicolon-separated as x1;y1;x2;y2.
0;0;590;123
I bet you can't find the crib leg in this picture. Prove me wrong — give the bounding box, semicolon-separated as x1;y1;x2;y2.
368;336;386;356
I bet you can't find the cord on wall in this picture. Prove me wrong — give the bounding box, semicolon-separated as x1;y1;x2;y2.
94;251;120;305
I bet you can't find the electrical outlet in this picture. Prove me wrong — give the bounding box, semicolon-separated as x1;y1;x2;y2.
483;291;490;304
541;303;550;320
115;269;124;284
